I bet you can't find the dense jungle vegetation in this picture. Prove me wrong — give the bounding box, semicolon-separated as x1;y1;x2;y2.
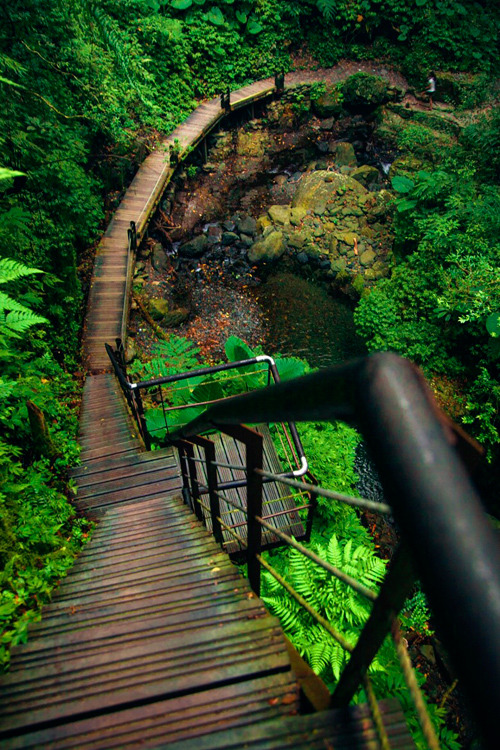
0;0;499;743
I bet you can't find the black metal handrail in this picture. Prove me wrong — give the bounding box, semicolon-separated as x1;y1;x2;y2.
107;342;308;477
164;351;500;747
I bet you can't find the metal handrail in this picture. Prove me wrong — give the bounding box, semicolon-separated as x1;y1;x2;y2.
118;351;309;479
165;351;500;746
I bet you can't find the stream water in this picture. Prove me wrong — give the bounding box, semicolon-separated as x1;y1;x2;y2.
249;268;386;502
252;270;365;366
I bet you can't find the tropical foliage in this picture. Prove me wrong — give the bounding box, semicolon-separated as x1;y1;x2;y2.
0;249;90;671
130;335;306;439
355;147;500;462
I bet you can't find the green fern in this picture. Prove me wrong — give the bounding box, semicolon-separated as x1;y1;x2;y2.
261;534;390;689
0;259;44;286
90;4;154;107
0;259;47;339
316;0;337;21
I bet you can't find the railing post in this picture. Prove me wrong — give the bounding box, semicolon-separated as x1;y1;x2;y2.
206;440;222;545
189;435;223;546
169;143;179;166
304;472;318;543
132;386;151;451
185;441;203;521
127;220;137;252
221;424;263;596
275;70;285;94
177;441;195;512
220;87;231;113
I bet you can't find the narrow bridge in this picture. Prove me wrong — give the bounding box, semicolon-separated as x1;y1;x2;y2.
1;75;499;750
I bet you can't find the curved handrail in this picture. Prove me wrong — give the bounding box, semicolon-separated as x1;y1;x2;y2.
166;351;500;743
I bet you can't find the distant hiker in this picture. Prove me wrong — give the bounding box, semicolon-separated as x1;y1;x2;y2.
425;72;436;110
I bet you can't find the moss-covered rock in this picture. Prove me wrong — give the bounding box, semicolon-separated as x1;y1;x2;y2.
341;73;398;114
373;106;406;145
351;164;380;187
179;234;209;258
332;141;357;167
287;231;308;250
236;131;270;157
290;207;307;226
257;214;272;232
311;84;344;118
248;230;285;262
360;249;376;266
389;155;427;179
236;215;257;235
387;104;461;136
268;204;291;225
436;71;492;108
292;171;366;215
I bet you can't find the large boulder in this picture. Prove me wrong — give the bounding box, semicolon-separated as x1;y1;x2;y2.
151;243;169;272
179;234;209;258
290;207;307;226
248;231;285;263
331;142;357;167
236;131;269;158
351;164;380;187
360;249;376;267
292;171;367;215
311;84;344;118
148;298;170;321
236;215;257;236
268;205;291;225
341;73;401;114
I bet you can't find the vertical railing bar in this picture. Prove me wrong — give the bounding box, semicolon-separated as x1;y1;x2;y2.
184;442;203;522
177;442;193;511
205;440;223;546
186;435;223;546
219;423;263;596
133;386;151;451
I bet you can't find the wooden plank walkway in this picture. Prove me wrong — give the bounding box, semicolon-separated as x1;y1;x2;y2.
82;80;274;373
0;73;413;748
0;365;302;747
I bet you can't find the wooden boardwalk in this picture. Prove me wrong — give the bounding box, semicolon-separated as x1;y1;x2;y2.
0;74;413;747
82;80;274;373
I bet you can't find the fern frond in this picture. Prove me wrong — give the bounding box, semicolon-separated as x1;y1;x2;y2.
0;379;16;399
308;640;332;675
326;534;343;569
4;309;47;333
329;640;346;680
0;258;44;285
262;595;303;633
316;0;337;21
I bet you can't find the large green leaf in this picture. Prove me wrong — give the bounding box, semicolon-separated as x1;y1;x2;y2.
225;335;255;362
170;0;193;9
166;405;204;428
246;18;263;34
206;6;225;25
275;357;305;382
235;9;247;23
391;175;414;194
395;198;418;213
191;377;225;403
486;312;500;338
